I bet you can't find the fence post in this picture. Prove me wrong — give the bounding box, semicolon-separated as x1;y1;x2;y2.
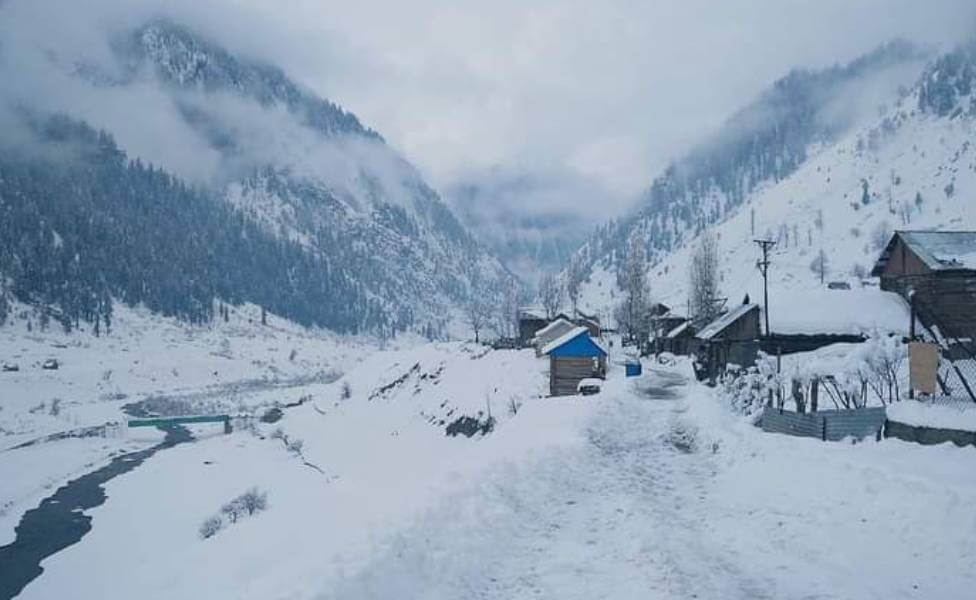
811;378;819;413
821;415;827;441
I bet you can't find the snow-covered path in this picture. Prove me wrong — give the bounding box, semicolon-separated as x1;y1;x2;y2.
326;369;768;599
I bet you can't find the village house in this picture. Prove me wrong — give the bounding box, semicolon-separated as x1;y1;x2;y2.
663;320;698;356
694;302;761;381
648;303;688;355
541;327;608;396
871;230;976;341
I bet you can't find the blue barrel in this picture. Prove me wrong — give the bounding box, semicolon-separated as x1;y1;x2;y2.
625;362;642;377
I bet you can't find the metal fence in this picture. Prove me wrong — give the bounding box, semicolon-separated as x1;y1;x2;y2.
760;406;887;442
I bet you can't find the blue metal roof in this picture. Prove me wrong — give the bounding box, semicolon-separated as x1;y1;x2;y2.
548;330;608;357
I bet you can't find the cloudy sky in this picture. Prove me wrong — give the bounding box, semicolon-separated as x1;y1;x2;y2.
224;1;976;206
4;0;976;218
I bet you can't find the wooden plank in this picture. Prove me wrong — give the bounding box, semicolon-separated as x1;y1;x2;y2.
910;342;939;395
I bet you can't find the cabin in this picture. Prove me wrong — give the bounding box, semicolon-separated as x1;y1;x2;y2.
871;230;976;340
694;303;761;380
649;309;687;355
518;307;550;346
532;318;576;356
663;320;698;356
760;288;909;355
541;327;608;396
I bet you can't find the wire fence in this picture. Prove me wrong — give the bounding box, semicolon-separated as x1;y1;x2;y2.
913;295;976;403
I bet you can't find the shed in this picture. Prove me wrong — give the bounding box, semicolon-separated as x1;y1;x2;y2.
695;303;761;380
518;307;549;347
664;320;698;356
871;230;976;340
542;327;608;396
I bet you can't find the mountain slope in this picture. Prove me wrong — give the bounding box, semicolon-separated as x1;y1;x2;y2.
579;40;976;317
574;41;928;294
0;20;512;336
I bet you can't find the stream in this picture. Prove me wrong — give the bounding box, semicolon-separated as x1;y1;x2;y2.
0;424;192;599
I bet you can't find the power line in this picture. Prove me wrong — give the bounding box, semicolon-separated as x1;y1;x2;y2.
754;239;776;337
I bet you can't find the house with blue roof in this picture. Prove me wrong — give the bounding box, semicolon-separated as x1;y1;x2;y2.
541;326;608;396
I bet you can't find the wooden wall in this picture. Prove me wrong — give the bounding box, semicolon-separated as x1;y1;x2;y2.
550;356;606;396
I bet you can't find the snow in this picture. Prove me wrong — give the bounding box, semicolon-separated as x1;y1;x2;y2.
898;230;976;270
697;303;758;340
5;326;976;599
576;378;602;392
580;89;976;334
666;320;691;338
764;288;910;336
539;326;588;355
887;399;976;431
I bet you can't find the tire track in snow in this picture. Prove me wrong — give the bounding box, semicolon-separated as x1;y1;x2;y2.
324;369;773;599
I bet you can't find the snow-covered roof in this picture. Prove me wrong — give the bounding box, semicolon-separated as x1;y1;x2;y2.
540;327;608;356
532;319;576;347
873;230;976;275
765;288;909;336
697;304;759;341
533;317;572;339
518;306;548;320
666;321;693;338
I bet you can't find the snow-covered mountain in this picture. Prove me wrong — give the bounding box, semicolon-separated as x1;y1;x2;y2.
0;20;513;336
576;40;976;317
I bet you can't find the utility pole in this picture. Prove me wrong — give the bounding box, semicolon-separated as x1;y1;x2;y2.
754;239;776;337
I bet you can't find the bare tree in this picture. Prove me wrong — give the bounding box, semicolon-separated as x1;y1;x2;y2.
538;272;562;320
463;295;492;344
620;231;651;342
565;257;584;317
495;278;520;339
810;248;828;285
689;231;720;322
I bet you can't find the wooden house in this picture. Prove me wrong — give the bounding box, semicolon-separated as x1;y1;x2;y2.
649;310;687;354
663;320;698;355
518;307;549;346
541;327;608;396
694;303;761;380
871;231;976;340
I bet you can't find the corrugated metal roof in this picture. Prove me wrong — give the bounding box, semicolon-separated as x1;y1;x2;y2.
873;230;976;275
541;327;608;356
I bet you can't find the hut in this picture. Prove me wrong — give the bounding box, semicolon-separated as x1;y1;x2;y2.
871;230;976;340
695;303;761;380
541;327;608;396
518;307;549;347
664;320;698;356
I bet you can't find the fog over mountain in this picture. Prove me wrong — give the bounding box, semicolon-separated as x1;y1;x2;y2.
4;0;974;284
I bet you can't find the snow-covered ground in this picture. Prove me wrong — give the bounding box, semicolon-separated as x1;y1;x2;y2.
0;302;375;546
5;326;975;599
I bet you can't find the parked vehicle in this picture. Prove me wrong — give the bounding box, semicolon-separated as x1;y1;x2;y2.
2;362;20;372
41;358;59;370
577;378;602;396
827;281;851;290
